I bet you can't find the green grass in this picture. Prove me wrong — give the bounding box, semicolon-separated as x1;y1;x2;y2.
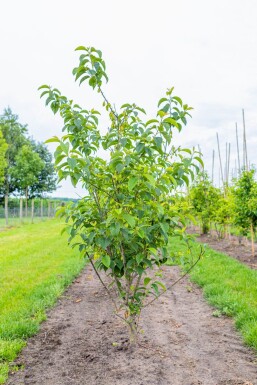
168;236;257;352
0;219;85;383
0;216;50;230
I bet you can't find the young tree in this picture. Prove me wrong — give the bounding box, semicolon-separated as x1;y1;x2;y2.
233;169;257;257
39;46;202;344
189;173;220;234
0;108;28;224
0;129;8;186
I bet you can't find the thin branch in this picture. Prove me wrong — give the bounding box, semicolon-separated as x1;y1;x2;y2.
143;246;204;309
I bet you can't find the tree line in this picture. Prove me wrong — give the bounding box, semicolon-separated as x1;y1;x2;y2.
185;168;257;257
0;107;57;224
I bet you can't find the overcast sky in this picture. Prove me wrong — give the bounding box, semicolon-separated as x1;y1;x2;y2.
1;0;257;197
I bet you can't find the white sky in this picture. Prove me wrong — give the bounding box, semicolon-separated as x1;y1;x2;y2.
1;0;257;197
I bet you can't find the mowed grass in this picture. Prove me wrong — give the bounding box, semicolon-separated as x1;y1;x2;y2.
0;216;49;230
0;219;85;383
168;236;257;352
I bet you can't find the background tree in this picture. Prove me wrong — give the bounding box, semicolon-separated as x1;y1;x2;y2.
233;169;257;257
0;129;8;186
29;140;58;197
40;45;203;344
0;108;28;224
189;173;220;234
10;144;44;217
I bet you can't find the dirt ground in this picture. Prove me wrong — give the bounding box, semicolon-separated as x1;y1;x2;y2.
7;264;257;385
194;232;257;270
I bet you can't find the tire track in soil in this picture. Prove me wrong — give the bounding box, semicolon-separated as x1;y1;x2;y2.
7;266;257;385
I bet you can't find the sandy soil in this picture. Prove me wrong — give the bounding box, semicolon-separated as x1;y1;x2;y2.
194;232;257;270
7;265;257;385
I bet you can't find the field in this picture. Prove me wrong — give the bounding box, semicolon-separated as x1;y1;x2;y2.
2;222;257;384
0;219;85;384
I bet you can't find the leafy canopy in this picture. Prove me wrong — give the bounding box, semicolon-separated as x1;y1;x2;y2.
39;45;202;341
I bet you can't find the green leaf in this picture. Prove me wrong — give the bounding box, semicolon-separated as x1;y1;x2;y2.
195;156;204;168
149;247;158;256
75;46;87;51
128;177;138;191
172;96;183;106
144;277;151;286
145;174;156;187
45;136;60;144
67;157;77;170
163;117;179;128
122;213;136;227
157;97;168;107
153;137;162;150
102;255;111;268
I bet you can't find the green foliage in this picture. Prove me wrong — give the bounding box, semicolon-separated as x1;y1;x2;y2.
189;173;220;234
233;169;257;236
10;144;44;197
29;140;58;198
0;130;8;186
0;108;28;196
40;45;201;340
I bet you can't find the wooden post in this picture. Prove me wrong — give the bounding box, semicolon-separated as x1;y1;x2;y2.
20;197;23;223
242;109;248;171
4;194;8;226
41;199;43;219
216;133;224;188
211;149;215;183
227;143;231;185
235;122;241;176
25;188;28;218
31;199;34;224
48;200;51;218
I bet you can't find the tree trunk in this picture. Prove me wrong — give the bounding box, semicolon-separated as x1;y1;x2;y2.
40;199;43;218
20;197;23;223
25;188;28;217
48;200;51;218
31;199;34;224
128;314;138;346
4;193;8;226
250;222;255;258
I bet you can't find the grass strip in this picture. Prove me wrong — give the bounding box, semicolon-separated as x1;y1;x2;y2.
168;237;257;352
0;219;85;384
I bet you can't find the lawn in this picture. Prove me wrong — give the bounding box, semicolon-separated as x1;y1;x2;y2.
168;236;257;351
0;219;85;383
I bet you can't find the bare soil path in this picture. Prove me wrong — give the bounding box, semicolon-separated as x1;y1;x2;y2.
7;265;257;385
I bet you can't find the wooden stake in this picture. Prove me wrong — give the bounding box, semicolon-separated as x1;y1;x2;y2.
227;143;231;184
20;197;23;223
235;122;241;176
212;149;215;183
216;133;224;187
242;109;248;171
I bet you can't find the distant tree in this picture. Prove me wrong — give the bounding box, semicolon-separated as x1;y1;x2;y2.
0;130;8;186
10;144;44;216
0;108;28;223
189;173;220;234
233;169;257;257
29;140;58;197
